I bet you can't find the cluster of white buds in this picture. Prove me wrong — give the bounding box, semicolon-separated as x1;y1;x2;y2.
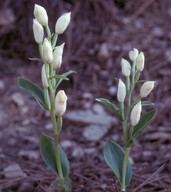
116;48;155;126
32;4;71;117
33;4;71;66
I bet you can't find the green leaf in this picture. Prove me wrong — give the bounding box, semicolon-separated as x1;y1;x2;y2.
49;74;69;81
127;110;156;146
40;133;70;177
95;98;122;120
18;77;48;110
53;179;61;189
104;139;132;187
56;70;76;88
62;177;72;192
142;101;154;107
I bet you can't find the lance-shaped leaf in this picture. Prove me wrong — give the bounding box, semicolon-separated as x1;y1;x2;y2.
127;109;156;147
142;101;154;107
56;70;76;88
104;139;132;187
49;74;69;81
18;77;48;110
40;133;69;178
95;98;122;120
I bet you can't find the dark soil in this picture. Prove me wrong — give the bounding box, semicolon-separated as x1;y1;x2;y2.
0;0;171;192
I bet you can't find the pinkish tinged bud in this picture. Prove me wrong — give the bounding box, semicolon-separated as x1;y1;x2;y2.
55;90;67;116
140;81;155;98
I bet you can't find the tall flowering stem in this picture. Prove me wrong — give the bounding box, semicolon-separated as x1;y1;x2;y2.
18;4;74;192
96;48;156;192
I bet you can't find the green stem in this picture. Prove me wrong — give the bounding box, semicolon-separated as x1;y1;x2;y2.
121;147;131;192
38;43;43;62
57;116;63;133
54;133;63;179
126;76;130;92
135;71;140;83
131;96;141;109
49;83;64;180
45;25;52;40
122;122;127;145
129;125;134;138
120;102;124;121
120;102;126;145
44;88;50;111
125;61;136;123
52;33;58;48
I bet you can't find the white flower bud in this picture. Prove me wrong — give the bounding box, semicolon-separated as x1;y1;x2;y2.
129;48;139;61
55;12;71;34
55;90;67;116
140;81;155;98
117;79;126;102
34;4;48;26
130;101;142;126
33;19;44;43
136;52;145;71
43;38;53;64
41;64;49;88
121;58;131;77
52;43;65;69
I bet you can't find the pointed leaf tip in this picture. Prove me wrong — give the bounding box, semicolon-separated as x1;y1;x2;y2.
18;77;48;110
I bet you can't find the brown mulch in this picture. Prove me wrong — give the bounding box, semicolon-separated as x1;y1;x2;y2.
0;0;171;191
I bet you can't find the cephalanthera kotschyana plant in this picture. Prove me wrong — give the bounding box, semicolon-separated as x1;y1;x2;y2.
96;48;156;192
18;4;75;191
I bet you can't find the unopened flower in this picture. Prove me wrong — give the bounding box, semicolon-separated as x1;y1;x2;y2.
55;90;67;116
117;79;126;103
33;19;44;43
121;58;131;77
43;38;53;64
41;64;49;88
130;101;142;126
129;48;139;61
52;43;65;69
140;81;155;98
136;52;145;72
34;4;48;26
55;12;71;34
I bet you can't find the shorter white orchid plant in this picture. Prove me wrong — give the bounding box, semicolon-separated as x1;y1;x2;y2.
96;48;156;192
18;4;75;192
